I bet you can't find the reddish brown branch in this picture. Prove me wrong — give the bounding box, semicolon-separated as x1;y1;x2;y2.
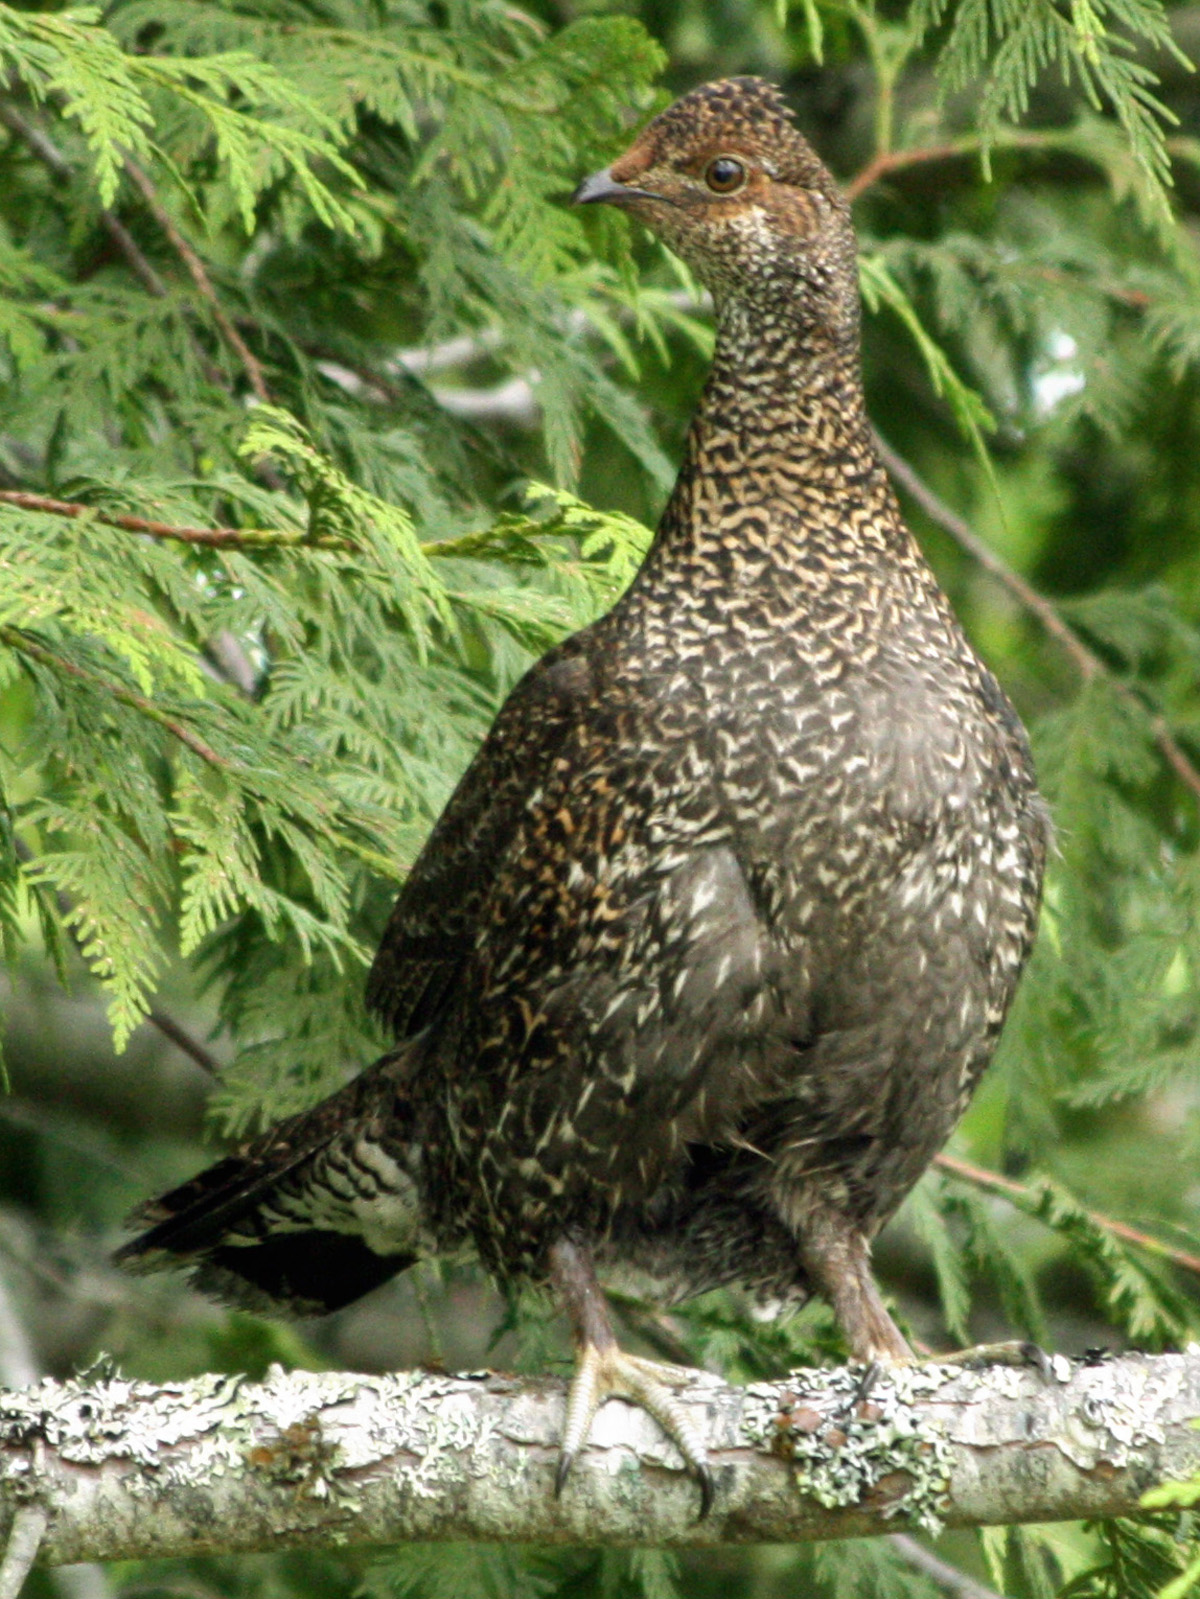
0;489;346;551
934;1152;1200;1279
123;158;272;403
844;130;1081;205
845;141;976;202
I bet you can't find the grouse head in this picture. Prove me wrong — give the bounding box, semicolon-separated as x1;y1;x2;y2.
575;77;857;340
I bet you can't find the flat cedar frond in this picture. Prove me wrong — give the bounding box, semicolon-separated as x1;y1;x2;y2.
912;0;1187;225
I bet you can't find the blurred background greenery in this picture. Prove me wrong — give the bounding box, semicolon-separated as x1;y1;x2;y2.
3;0;1200;1594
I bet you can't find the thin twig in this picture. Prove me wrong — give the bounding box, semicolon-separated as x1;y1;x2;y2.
0;489;348;551
874;435;1097;678
875;434;1200;805
122;158;272;403
146;1010;221;1077
934;1152;1200;1278
843;127;1102;204
0;101;167;299
0;97;236;393
0;482;525;564
845;140;980;202
888;1534;1005;1599
0;627;227;769
0;1505;48;1599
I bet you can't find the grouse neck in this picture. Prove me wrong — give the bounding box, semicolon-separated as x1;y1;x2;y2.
698;294;875;468
626;288;908;594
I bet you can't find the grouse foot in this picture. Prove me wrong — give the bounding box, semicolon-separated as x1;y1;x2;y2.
549;1238;714;1516
934;1339;1053;1378
558;1340;715;1513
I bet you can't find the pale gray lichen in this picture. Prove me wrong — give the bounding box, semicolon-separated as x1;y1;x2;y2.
1056;1354;1190;1471
742;1365;956;1535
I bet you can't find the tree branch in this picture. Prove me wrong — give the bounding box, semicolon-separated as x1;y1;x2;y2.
845;141;983;202
0;1508;47;1599
121;159;271;404
0;627;228;770
887;1533;1004;1599
0;489;348;552
0;101;167;300
934;1153;1200;1280
1;1350;1198;1565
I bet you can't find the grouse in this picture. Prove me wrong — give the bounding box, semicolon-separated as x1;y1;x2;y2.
118;76;1049;1510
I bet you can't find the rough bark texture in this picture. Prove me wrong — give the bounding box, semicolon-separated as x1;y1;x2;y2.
2;1349;1199;1564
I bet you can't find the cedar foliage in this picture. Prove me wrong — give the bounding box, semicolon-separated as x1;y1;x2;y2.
2;1;1200;1596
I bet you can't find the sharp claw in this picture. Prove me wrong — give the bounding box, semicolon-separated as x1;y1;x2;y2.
555;1340;711;1513
1019;1341;1054;1380
549;1245;711;1514
853;1360;882;1405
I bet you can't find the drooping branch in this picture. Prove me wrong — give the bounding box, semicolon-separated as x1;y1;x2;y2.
122;159;272;404
1;1350;1198;1566
934;1153;1200;1280
0;100;166;300
0;628;228;769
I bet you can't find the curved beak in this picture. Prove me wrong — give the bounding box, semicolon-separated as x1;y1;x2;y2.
571;166;652;207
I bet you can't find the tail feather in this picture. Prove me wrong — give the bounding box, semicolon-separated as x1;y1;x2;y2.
116;1046;427;1316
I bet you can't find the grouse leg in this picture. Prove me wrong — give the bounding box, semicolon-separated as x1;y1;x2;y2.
793;1209;1050;1380
794;1209;913;1364
549;1238;715;1515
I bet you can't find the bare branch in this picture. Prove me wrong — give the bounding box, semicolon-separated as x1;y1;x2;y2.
122;159;271;404
872;436;1097;680
145;1011;221;1078
0;101;166;300
887;1534;1004;1599
0;1507;47;1599
845;141;983;203
203;631;259;700
394;328;506;376
432;375;540;427
1;1350;1199;1564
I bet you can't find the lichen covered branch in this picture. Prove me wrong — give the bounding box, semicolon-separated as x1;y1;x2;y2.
1;1350;1198;1566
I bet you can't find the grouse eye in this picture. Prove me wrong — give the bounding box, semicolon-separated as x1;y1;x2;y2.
704;156;747;195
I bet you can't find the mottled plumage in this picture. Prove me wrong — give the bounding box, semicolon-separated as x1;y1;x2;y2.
119;77;1048;1503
